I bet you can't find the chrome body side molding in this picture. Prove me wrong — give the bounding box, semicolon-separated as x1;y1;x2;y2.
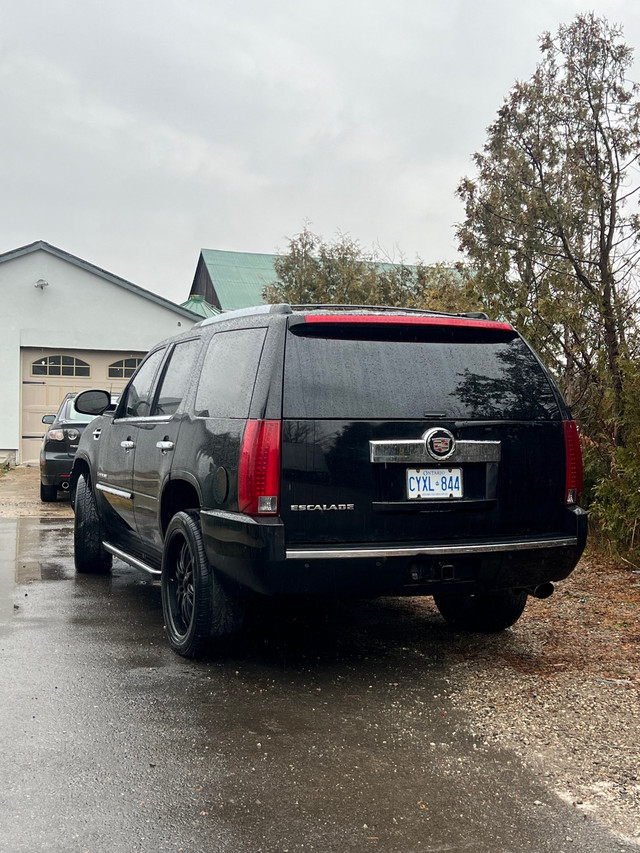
97;483;133;500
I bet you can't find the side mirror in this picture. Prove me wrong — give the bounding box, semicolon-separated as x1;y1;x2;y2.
75;389;112;416
42;414;56;424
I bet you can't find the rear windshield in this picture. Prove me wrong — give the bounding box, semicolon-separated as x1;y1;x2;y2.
283;325;560;420
61;399;94;423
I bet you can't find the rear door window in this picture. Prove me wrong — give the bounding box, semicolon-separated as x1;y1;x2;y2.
152;339;200;416
195;328;267;418
283;325;560;420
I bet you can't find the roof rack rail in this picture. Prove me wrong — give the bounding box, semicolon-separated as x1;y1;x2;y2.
196;303;490;327
197;303;293;327
292;303;489;321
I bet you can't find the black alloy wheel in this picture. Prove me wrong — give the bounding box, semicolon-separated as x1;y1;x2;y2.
173;535;196;633
161;511;243;658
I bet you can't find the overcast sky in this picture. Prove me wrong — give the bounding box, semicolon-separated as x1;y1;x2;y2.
2;0;640;304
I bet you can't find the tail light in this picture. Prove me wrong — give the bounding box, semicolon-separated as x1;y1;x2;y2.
238;420;281;515
563;420;583;505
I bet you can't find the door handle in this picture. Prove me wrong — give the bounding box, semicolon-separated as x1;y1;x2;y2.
121;440;135;450
156;441;175;452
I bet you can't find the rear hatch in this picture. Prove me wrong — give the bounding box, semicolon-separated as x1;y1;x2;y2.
280;313;568;547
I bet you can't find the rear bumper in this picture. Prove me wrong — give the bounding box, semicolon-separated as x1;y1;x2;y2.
200;506;588;597
40;453;74;487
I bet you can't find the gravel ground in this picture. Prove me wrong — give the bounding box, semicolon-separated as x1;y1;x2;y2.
2;464;639;844
0;464;73;519
447;556;640;844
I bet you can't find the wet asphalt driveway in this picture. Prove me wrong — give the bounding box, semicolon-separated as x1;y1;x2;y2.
0;515;635;853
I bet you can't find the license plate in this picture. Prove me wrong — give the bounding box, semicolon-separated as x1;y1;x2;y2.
407;468;463;500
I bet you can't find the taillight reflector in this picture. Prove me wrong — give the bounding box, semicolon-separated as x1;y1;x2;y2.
238;419;281;515
563;420;583;505
304;314;513;331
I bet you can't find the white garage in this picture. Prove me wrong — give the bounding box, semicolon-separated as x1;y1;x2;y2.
20;347;147;462
1;241;198;465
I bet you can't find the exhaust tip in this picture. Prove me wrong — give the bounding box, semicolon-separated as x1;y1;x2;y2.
530;582;554;600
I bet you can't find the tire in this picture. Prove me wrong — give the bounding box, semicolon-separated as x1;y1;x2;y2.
161;511;244;658
40;482;58;502
73;474;112;574
433;588;528;632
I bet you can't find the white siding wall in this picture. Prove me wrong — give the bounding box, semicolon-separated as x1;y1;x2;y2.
1;248;195;460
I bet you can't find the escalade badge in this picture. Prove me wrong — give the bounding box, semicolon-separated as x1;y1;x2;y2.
424;427;455;461
291;503;355;512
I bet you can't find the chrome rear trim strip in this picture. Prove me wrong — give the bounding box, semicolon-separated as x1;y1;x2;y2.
370;439;501;464
286;536;577;561
200;508;258;525
103;542;161;576
97;483;133;500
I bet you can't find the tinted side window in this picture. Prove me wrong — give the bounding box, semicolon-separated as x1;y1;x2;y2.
152;339;200;416
195;328;267;418
283;332;560;420
121;348;166;418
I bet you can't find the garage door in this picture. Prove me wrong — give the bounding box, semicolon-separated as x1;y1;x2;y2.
20;348;145;463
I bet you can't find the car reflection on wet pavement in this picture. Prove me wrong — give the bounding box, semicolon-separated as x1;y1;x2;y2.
0;516;636;853
3;517;74;583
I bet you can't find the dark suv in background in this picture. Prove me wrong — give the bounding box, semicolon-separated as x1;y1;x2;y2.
71;304;587;657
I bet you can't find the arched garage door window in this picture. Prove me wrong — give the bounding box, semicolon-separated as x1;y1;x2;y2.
108;357;142;379
31;355;90;377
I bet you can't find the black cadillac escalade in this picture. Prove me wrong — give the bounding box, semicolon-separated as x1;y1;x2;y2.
71;304;587;657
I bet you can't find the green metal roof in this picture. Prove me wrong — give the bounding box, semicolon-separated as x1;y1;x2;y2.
179;293;220;318
199;249;278;311
192;248;421;313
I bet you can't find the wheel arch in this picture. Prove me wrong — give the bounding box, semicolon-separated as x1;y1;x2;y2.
160;478;201;536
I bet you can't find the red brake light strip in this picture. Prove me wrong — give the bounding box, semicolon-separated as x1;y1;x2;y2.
303;314;513;331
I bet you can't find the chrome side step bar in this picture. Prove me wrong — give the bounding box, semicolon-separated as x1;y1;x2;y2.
103;542;161;577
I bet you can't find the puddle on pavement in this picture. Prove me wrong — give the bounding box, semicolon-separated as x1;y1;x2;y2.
0;517;75;627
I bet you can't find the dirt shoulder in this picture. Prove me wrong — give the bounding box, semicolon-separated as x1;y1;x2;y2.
0;464;73;518
2;465;638;842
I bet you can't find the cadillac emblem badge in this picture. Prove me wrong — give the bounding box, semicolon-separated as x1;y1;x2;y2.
424;427;455;461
